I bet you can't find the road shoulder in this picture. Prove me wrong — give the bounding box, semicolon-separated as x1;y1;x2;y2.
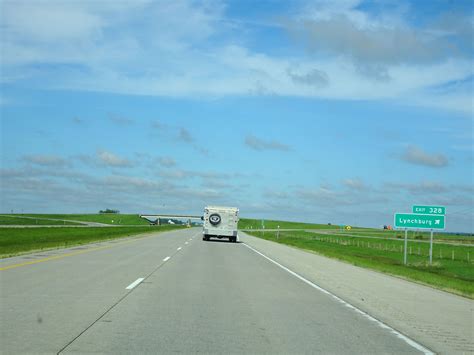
239;231;473;355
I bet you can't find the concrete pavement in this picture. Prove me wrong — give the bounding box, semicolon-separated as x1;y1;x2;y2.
0;228;451;354
239;232;473;354
1;228;196;354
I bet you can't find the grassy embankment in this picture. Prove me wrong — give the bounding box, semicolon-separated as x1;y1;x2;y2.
0;225;184;258
335;228;473;243
239;218;471;242
239;218;343;230
242;219;473;298
0;215;82;225
7;213;150;225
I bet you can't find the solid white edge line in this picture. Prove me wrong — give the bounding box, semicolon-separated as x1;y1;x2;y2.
126;277;144;290
177;247;182;251
163;256;171;262
242;242;434;355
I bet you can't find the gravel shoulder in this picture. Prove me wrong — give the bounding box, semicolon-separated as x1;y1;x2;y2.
239;231;474;355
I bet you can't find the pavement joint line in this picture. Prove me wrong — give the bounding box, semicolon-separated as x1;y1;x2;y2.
125;277;144;290
57;280;141;354
242;242;435;355
56;231;196;354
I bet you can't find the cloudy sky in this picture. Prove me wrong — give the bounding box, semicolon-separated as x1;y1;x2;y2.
1;0;473;231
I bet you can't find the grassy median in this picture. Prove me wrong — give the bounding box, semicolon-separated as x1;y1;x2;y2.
0;225;184;257
248;230;474;299
6;213;150;225
0;215;82;225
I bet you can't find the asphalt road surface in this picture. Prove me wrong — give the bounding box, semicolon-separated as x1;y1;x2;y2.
1;228;432;354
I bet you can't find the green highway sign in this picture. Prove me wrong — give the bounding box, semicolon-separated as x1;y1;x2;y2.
412;205;446;215
394;213;445;230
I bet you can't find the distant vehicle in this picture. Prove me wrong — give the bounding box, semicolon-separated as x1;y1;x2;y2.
168;219;175;224
202;206;239;242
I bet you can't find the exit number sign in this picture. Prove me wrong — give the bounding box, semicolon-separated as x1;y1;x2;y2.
412;205;445;215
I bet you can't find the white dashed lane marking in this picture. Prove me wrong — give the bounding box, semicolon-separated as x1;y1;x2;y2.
126;278;144;290
243;243;434;355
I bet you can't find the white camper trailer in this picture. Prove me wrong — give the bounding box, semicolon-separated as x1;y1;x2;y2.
202;206;239;242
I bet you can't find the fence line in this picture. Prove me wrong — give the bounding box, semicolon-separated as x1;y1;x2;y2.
269;232;473;264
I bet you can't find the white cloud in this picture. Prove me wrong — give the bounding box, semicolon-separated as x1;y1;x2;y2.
294;16;445;66
245;135;290;152
177;127;194;143
295;184;386;206
1;0;472;115
157;156;176;168
287;68;329;86
2;1;104;43
22;154;68;167
400;145;449;168
384;181;448;194
342;178;368;191
108;114;134;125
97;150;132;168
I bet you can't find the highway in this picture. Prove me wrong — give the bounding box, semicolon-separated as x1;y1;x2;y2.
0;228;467;354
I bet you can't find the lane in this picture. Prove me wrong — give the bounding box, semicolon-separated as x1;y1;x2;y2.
239;232;473;354
62;236;421;354
0;227;199;354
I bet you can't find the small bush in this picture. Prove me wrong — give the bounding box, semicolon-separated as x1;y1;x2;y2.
99;209;119;214
410;261;442;269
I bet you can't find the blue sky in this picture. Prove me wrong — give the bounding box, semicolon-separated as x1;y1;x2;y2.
1;0;473;231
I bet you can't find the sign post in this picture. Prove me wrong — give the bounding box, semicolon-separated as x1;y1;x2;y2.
429;229;433;264
412;205;446;265
404;229;408;265
394;209;446;266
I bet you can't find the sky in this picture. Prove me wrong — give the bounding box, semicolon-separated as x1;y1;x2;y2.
0;0;473;232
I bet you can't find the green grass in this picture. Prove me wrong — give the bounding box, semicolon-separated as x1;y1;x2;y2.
248;230;474;298
0;215;82;226
239;218;343;230
337;228;473;243
10;214;151;225
0;225;184;257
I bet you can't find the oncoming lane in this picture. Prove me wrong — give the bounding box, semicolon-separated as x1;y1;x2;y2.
0;228;199;354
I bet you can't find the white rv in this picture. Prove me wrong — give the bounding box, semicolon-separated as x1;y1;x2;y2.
202;206;239;242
